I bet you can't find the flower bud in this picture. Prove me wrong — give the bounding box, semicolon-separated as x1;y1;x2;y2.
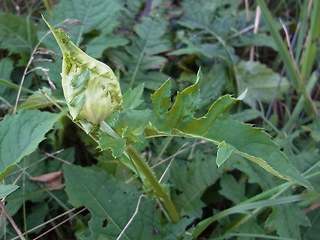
43;16;123;133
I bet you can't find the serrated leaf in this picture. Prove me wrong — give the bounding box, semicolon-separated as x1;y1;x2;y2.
265;204;310;238
235;61;290;107
98;133;126;158
231;108;261;122
216;141;234;167
110;109;152;143
236;218;264;240
230;33;278;51
0;58;15;105
168;40;229;59
204;118;311;188
149;72;238;136
193;194;305;238
222;154;279;190
0;109;60;181
146;74;311;189
162;218;192;240
63;164;161;240
0;184;19;199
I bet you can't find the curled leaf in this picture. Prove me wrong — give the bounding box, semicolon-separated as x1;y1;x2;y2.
42;16;123;133
29;171;63;190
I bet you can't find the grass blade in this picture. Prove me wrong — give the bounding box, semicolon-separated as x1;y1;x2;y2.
300;0;320;79
257;0;316;115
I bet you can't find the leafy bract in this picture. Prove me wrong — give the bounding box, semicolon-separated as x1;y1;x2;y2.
0;109;60;181
98;133;126;158
63;164;162;240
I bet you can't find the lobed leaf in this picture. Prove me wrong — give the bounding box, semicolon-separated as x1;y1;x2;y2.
146;75;311;189
203;117;311;188
149;72;238;136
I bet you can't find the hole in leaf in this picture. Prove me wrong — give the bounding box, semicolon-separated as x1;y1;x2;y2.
175;189;183;195
102;219;108;228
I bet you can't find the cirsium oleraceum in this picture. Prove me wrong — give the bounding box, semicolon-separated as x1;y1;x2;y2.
43;16;123;133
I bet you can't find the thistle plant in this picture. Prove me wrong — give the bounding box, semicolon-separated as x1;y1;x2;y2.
42;16;180;223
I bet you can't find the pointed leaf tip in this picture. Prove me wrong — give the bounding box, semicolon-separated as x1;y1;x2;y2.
237;88;248;100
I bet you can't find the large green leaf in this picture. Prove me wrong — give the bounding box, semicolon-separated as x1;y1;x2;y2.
203;117;310;188
145;75;311;189
0;109;60;181
63;164;162;240
148;73;238;135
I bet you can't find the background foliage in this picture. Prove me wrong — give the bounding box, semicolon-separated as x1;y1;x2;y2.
0;0;319;239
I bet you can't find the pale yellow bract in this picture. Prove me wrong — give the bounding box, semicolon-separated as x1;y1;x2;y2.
43;16;123;133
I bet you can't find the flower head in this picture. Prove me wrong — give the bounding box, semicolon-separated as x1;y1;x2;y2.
43;16;123;133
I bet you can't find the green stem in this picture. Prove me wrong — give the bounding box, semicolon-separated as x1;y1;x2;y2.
126;145;180;222
99;121;180;222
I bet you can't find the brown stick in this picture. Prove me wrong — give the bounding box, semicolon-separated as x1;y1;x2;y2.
0;201;26;240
